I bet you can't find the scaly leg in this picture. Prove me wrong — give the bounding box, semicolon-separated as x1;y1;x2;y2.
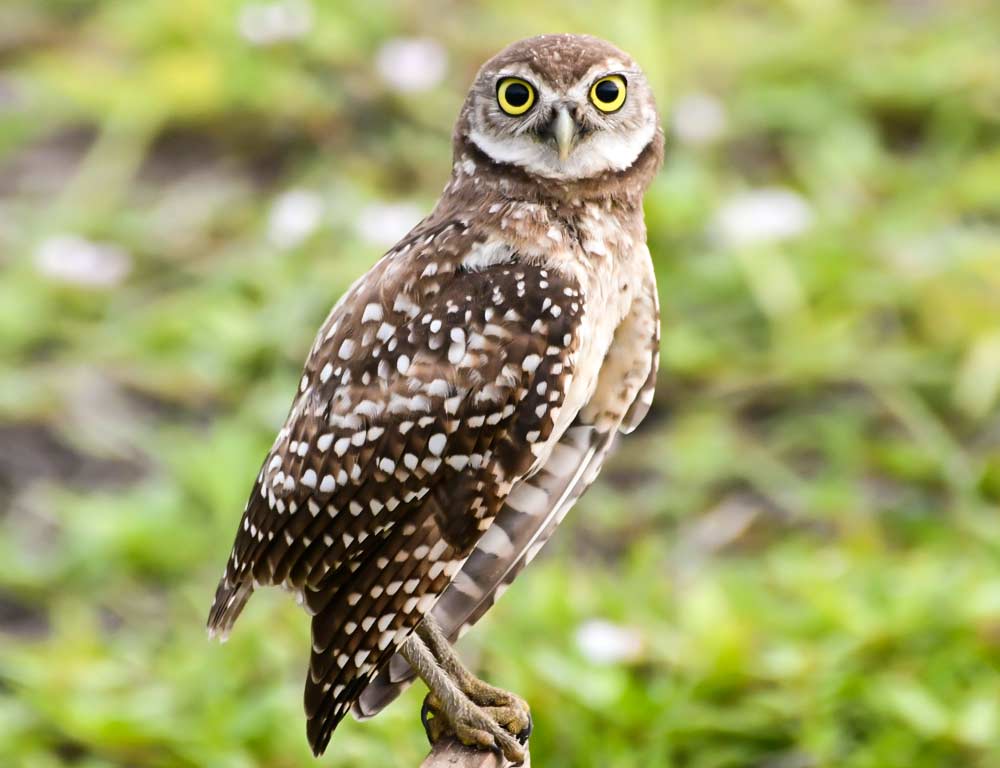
399;631;527;765
415;615;532;742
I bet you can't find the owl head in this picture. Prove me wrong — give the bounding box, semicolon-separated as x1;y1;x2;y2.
456;34;661;183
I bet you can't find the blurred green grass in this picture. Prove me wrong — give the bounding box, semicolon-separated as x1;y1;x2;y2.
1;1;999;766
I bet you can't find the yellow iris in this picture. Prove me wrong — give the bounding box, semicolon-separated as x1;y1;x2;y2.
590;75;627;113
496;77;536;116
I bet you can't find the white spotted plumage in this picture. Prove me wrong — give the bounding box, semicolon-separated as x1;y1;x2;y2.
208;32;664;757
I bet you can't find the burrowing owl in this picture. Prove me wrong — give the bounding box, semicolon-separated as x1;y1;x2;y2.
208;33;663;763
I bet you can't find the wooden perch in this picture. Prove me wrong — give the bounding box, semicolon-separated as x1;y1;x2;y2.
420;738;530;768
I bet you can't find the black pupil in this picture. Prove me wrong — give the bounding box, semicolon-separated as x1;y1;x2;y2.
505;83;530;107
595;80;620;104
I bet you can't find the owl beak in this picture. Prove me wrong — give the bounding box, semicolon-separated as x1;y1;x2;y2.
552;106;577;162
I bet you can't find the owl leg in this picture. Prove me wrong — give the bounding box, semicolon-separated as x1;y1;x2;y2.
415;616;532;742
400;630;527;765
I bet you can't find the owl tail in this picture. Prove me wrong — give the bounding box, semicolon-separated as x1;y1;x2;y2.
206;577;254;642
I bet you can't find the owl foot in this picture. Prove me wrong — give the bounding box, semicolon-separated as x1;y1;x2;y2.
401;627;529;765
415;614;532;743
455;680;532;742
421;691;528;765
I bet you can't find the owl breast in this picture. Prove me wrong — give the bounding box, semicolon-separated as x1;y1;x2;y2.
526;202;648;468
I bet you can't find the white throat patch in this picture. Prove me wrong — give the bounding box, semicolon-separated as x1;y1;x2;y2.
469;121;655;181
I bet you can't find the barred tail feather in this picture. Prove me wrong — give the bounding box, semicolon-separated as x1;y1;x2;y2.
207;578;254;642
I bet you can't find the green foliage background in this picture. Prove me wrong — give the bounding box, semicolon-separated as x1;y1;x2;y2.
1;1;999;766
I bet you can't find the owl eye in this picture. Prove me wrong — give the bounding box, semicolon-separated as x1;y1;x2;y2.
496;77;536;116
590;75;627;113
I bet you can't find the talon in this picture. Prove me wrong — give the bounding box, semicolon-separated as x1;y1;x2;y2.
420;694;434;739
516;711;533;744
420;693;449;745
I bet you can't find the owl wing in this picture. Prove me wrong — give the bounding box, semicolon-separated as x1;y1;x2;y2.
354;256;661;718
207;221;586;755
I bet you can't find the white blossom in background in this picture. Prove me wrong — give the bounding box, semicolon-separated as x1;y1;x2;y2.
674;495;761;577
376;38;447;93
355;202;424;249
238;0;313;46
884;229;960;279
268;189;325;249
35;235;131;288
575;619;644;665
672;92;727;146
712;187;815;247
